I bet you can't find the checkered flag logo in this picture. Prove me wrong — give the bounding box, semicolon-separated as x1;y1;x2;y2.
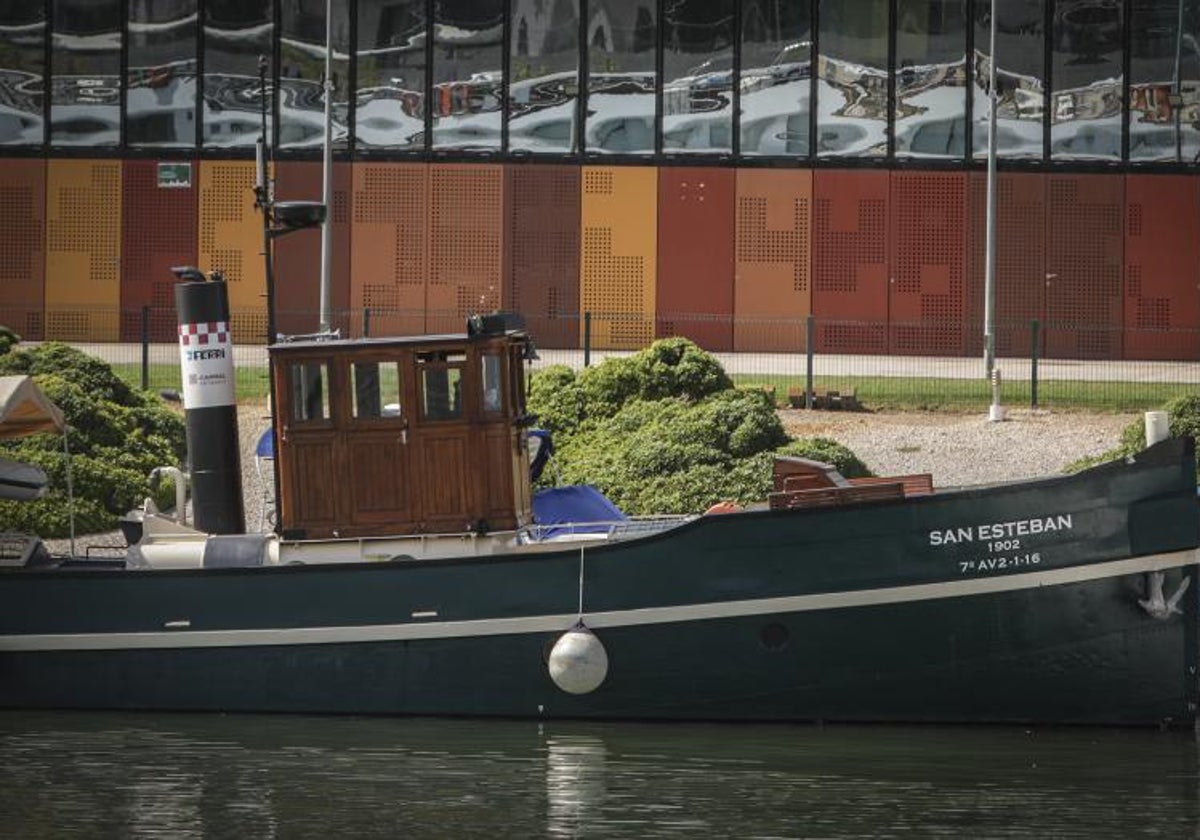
179;321;230;347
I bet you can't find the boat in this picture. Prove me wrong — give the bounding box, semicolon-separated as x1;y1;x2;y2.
0;315;1197;726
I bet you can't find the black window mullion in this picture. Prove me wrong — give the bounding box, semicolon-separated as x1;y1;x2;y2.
424;0;434;154
43;0;51;150
119;0;128;152
1121;0;1131;163
809;0;818;159
731;0;741;158
272;0;281;151
197;0;206;151
501;0;509;152
887;0;897;160
655;0;664;156
578;0;588;156
964;0;974;165
1043;0;1052;162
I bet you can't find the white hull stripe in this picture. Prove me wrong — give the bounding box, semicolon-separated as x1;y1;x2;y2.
1;550;1194;652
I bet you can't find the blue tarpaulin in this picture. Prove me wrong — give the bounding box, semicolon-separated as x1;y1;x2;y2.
532;485;626;539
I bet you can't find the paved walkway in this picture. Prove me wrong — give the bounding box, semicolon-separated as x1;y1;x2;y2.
68;342;1200;384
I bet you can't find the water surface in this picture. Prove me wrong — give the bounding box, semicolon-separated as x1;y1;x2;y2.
1;713;1196;838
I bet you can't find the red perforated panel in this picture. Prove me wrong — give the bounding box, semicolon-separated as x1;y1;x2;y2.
733;169;811;352
427;164;504;335
0;159;44;339
1124;175;1200;360
657;167;734;351
967;173;1047;357
1046;175;1124;359
120;160;198;341
274;161;352;336
812;170;889;353
350;163;428;337
889;172;967;355
505;164;580;349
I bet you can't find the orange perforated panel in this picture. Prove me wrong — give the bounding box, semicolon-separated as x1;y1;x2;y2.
1046;175;1124;359
657;167;734;352
121;160;198;341
580;166;656;350
812;170;889;353
505;164;580;349
967;173;1047;357
198;161;267;342
427;164;505;335
734;169;811;352
274;161;352;336
349;162;428;337
889;172;968;355
0;159;45;340
1124;175;1200;360
46;160;121;341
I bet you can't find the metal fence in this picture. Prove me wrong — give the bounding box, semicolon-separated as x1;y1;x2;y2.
5;307;1198;412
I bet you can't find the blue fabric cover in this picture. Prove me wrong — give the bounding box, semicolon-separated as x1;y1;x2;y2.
256;428;274;459
532;485;626;538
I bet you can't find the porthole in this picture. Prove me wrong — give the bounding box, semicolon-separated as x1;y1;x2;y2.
760;622;790;651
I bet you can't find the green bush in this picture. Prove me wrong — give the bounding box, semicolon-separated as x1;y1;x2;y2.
775;437;872;479
1065;394;1200;476
532;340;869;514
0;342;186;537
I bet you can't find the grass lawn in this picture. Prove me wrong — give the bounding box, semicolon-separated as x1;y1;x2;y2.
111;363;273;402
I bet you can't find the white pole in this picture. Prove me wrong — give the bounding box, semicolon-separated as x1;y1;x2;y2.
319;0;334;333
984;0;1002;421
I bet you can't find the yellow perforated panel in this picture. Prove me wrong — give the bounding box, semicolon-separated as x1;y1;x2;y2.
427;164;504;334
580;166;656;349
199;161;267;342
45;160;121;340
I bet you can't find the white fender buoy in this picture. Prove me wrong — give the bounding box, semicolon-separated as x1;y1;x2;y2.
548;626;609;695
1145;411;1170;447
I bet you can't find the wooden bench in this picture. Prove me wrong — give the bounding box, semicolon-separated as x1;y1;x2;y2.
847;473;934;497
769;481;907;511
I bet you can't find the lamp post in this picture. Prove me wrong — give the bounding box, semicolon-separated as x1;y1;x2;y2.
983;0;1003;422
319;0;335;333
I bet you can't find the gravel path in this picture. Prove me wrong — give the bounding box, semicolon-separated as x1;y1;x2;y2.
780;408;1135;488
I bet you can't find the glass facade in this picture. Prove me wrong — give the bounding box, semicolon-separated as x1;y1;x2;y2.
816;0;889;157
1129;0;1200;162
508;0;579;153
972;0;1046;158
586;0;657;154
0;0;1196;166
0;1;45;145
1050;0;1123;160
204;0;274;148
51;0;122;147
431;0;504;150
356;0;426;150
894;0;967;158
662;0;735;153
740;0;811;155
127;0;198;147
280;0;351;149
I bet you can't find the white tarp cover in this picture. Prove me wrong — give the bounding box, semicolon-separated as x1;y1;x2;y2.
0;376;66;440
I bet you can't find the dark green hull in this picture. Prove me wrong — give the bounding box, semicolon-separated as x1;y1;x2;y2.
0;438;1197;725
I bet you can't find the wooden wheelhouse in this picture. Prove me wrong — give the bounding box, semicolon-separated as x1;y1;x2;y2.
269;322;534;539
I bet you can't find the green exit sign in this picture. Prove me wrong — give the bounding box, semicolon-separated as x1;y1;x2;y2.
157;162;192;189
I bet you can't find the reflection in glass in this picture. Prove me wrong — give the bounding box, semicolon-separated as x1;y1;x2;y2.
739;0;811;156
586;0;657;153
280;0;351;149
127;0;197;147
972;0;1046;158
51;0;121;146
662;0;735;153
204;0;274;148
432;0;503;150
508;0;579;153
356;0;426;149
1129;0;1200;162
1050;0;1123;159
895;0;967;158
0;3;45;145
816;0;889;157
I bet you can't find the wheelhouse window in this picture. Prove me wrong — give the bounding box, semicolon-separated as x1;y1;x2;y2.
417;350;465;420
351;360;402;419
289;361;331;423
481;353;503;413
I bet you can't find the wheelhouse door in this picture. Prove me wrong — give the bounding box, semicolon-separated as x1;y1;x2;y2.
278;358;339;537
340;356;418;535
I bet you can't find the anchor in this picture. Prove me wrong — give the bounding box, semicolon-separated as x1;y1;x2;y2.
1139;571;1191;620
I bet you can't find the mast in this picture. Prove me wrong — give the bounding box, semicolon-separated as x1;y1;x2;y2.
983;0;1003;422
319;0;335;333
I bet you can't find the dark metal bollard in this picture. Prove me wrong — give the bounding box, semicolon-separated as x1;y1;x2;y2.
583;312;592;368
1030;319;1041;410
140;305;151;390
805;314;815;410
361;307;371;337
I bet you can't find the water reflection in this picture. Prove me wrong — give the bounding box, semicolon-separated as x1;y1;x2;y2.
2;712;1199;838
